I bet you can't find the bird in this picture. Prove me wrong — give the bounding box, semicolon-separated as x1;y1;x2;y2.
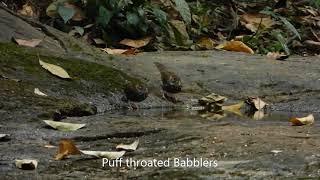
154;62;182;93
123;80;148;103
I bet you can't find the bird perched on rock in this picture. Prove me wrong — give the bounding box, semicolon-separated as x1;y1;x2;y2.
124;80;148;103
154;62;182;93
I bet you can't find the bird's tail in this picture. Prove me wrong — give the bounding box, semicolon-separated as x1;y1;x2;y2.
154;62;166;71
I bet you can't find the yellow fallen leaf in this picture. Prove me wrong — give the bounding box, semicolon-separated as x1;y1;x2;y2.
39;59;71;79
120;37;152;48
222;102;244;116
196;37;216;50
290;114;315;126
216;41;254;54
14;38;42;47
116;139;139;151
43;120;86;131
55;139;81;160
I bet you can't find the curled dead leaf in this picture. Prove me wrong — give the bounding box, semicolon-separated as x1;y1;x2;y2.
120;37;152;48
199;93;227;105
216;41;254;54
116;139;139;151
246;97;267;110
290;114;315;126
34;88;48;97
55;139;81;160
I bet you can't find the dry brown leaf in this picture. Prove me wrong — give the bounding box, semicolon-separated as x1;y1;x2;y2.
266;52;289;60
101;48;128;55
18;2;38;18
15;159;38;170
216;41;254;54
120;37;152;48
14;38;42;47
39;59;71;79
199;93;227;105
290;114;315;126
55;139;81;160
196;37;216;50
240;13;274;32
116;139;139;151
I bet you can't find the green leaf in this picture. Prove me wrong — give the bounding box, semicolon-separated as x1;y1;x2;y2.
174;0;191;24
275;33;290;55
279;17;301;40
152;8;167;25
126;12;140;25
97;6;113;27
74;26;84;36
57;5;75;23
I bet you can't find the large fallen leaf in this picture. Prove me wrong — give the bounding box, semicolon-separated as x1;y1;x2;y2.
240;13;274;32
216;41;254;54
43;120;85;132
15;159;38;170
39;59;71;79
81;150;125;159
290;114;315;126
116;139;139;151
13;38;42;48
120;37;152;48
34;88;48;97
55;139;81;160
246;97;267;110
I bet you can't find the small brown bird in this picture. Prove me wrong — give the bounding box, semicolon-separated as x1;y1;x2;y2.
154;62;182;93
124;80;148;102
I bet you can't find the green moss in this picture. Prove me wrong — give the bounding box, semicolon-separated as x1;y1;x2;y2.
0;43;141;92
